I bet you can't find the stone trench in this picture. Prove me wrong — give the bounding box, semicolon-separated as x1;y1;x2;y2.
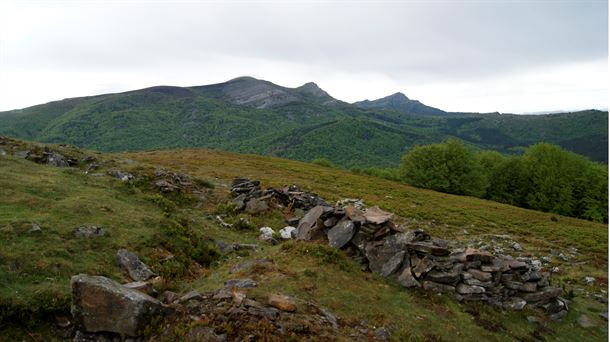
229;178;569;320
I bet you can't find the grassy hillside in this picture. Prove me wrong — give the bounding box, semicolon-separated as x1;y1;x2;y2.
0;81;607;167
0;139;607;341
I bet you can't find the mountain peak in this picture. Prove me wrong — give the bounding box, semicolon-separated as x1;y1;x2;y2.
353;91;445;116
387;92;409;101
296;82;332;99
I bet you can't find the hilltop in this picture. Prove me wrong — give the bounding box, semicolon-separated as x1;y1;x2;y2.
0;137;607;341
0;77;607;167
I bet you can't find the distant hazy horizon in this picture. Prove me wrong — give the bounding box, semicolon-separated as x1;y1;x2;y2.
0;0;607;113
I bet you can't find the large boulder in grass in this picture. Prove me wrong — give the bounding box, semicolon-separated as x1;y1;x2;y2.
71;274;163;336
116;249;156;281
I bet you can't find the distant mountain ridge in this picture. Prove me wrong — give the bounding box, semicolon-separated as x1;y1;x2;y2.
354;92;446;116
0;76;607;166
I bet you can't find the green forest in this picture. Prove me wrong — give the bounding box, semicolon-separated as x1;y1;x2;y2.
352;140;608;222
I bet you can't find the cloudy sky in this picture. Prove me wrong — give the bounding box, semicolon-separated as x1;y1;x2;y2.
0;0;607;113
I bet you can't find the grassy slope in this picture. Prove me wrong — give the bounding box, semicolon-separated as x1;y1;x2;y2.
125;148;608;341
0;143;607;341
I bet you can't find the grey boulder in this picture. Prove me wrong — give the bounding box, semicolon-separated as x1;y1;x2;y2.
71;274;163;336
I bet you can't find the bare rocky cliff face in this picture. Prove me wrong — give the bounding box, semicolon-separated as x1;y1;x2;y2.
204;76;340;109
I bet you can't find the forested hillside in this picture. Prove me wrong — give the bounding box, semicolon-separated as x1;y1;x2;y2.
0;77;607;167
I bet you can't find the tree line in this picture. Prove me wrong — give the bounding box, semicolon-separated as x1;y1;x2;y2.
344;139;608;222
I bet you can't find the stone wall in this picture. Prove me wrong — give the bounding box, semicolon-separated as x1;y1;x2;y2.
230;178;568;320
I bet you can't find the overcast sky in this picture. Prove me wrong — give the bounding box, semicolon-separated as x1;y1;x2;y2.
0;0;607;113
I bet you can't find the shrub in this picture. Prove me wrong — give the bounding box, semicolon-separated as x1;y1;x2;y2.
311;158;333;168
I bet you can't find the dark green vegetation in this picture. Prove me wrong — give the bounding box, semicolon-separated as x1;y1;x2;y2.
398;140;608;222
0;77;607;168
0;139;607;341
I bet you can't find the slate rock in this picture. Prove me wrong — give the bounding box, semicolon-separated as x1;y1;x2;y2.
74;226;106;238
406;241;449;256
71;274;163;336
412;256;435;278
522;287;563;304
328;219;356;248
123;281;156;297
503;297;527;310
456;283;486;294
397;267;420;288
116;249;156;282
380;251;406;278
425;268;460;284
245;198;269;214
268;294;297;312
295;206;325;240
363;206;393;225
422;280;455;293
107;170;134;182
46;152;70;167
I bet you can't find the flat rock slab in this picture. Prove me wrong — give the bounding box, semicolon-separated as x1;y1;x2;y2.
327;220;356;248
245;198;269;214
406;242;449;256
363;206;393;225
268;294;297;312
295;206;324;240
397;267;420;288
74;226;106;238
380;251;406;278
116;249;156;282
71;274;162;336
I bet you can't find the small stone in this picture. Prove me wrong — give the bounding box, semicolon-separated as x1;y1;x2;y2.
245;198;269;214
526;316;541;324
585;276;596;285
259;227;275;241
363;206;393;225
503;298;527;310
179;290;203;302
397;267;420;288
511;242;523;251
116;249;156;282
412;256;435;278
123;281;155;296
422;281;455;293
456;283;485;294
73;225;106;238
466;269;492;282
161;291;179;304
577;314;595;328
29;223;42;234
232;288;247;305
520;282;538;293
551;267;560;273
268;294;297;312
279;226;296;239
373;327;391;341
599;311;608;321
549;310;568;322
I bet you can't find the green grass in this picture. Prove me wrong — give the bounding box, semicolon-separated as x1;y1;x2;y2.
0;141;607;341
